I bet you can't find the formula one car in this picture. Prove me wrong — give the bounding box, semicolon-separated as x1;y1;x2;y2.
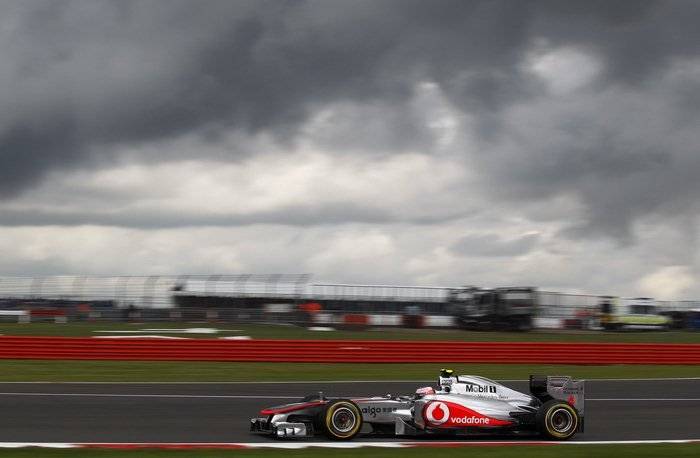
251;369;584;441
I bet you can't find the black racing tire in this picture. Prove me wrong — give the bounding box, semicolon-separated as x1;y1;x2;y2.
320;399;363;441
536;400;579;440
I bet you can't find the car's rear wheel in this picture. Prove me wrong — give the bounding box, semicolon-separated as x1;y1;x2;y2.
320;399;362;440
537;400;579;440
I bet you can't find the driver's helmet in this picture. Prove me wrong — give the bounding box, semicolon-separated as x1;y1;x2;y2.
438;368;456;392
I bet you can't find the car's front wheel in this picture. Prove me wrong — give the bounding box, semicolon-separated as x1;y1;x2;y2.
536;399;579;440
320;399;363;440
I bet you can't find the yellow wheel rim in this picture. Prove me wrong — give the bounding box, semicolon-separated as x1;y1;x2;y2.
325;402;361;438
545;404;578;439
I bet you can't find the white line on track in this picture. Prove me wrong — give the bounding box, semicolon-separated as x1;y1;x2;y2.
588;398;700;401
0;439;699;449
0;392;297;399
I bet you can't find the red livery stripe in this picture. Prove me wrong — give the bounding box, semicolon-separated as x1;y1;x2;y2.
260;400;326;415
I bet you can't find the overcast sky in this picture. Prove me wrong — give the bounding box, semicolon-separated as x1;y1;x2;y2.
1;0;700;299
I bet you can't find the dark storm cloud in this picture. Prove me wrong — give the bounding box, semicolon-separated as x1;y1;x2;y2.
479;80;700;241
534;0;700;83
1;0;699;239
0;115;81;196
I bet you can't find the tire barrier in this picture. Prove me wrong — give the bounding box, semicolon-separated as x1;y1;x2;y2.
0;337;698;364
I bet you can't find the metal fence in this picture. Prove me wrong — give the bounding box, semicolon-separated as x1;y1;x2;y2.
0;276;179;308
0;274;311;309
309;284;452;303
0;275;698;322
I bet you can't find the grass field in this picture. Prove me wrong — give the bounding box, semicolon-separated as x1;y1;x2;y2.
1;322;699;342
0;360;697;382
0;444;698;458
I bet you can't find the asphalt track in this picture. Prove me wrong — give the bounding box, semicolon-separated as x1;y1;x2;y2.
0;379;698;443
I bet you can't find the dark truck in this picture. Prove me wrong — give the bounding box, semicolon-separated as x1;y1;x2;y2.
449;287;537;331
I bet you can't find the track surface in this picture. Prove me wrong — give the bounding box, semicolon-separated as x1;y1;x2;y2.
0;379;698;442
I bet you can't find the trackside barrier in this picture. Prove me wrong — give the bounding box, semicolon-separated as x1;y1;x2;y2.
343;314;369;326
0;337;698;364
368;315;402;326
0;310;29;323
424;315;456;327
314;314;456;328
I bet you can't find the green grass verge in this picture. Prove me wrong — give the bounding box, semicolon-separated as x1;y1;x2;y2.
0;444;699;458
1;322;699;342
0;360;697;382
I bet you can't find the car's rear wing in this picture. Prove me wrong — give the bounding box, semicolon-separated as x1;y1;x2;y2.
529;375;585;431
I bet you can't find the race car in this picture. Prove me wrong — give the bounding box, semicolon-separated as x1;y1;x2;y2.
251;369;584;441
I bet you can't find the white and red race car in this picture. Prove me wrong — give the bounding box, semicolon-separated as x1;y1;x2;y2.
251;369;584;441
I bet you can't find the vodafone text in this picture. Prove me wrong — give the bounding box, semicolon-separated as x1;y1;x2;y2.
450;416;490;425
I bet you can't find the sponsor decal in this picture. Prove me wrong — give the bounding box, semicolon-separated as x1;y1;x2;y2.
361;406;399;418
423;401;513;428
464;384;497;394
451;416;490;425
424;401;450;425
